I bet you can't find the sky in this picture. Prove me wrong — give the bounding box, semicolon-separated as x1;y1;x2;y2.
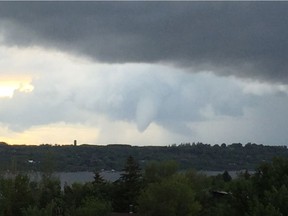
0;2;288;146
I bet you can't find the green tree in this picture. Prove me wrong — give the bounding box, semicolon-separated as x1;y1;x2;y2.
113;156;142;212
0;174;34;216
228;178;254;216
227;157;288;216
120;156;142;184
251;201;283;216
138;175;201;216
22;201;55;216
93;171;105;185
222;170;232;182
32;175;64;216
0;178;14;216
74;197;111;216
253;157;288;194
144;160;178;183
63;182;87;214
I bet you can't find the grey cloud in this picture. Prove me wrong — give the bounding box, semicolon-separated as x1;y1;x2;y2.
0;66;253;136
0;2;288;83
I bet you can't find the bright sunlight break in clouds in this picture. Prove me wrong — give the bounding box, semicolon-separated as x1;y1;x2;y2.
0;78;34;98
1;2;288;146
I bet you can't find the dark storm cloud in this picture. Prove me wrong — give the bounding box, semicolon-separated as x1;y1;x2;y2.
0;2;288;82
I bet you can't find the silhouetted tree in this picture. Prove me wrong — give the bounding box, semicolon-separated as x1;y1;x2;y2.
93;171;105;185
113;156;142;212
222;170;232;182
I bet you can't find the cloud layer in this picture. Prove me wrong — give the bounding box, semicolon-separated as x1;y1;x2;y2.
0;2;288;83
1;2;288;146
0;45;249;137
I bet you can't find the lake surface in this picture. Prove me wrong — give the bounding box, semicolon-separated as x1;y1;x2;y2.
55;170;121;187
54;170;247;188
3;170;251;189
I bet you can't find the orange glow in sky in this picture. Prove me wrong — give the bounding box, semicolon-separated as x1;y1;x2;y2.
0;77;34;98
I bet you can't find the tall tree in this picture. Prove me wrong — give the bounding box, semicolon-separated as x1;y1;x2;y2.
113;156;142;213
144;160;178;183
93;171;105;185
138;175;201;216
222;170;232;182
120;156;142;184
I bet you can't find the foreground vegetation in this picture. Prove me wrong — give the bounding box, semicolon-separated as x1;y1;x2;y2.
1;141;288;171
1;156;288;216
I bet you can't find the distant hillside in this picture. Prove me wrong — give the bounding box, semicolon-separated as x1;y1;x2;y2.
0;142;287;172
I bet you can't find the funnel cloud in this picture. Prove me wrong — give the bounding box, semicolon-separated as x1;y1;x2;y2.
0;2;288;145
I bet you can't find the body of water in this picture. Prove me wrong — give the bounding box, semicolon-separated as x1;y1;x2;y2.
2;170;252;189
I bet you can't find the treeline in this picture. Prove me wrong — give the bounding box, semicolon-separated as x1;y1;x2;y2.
1;156;288;216
0;142;288;172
